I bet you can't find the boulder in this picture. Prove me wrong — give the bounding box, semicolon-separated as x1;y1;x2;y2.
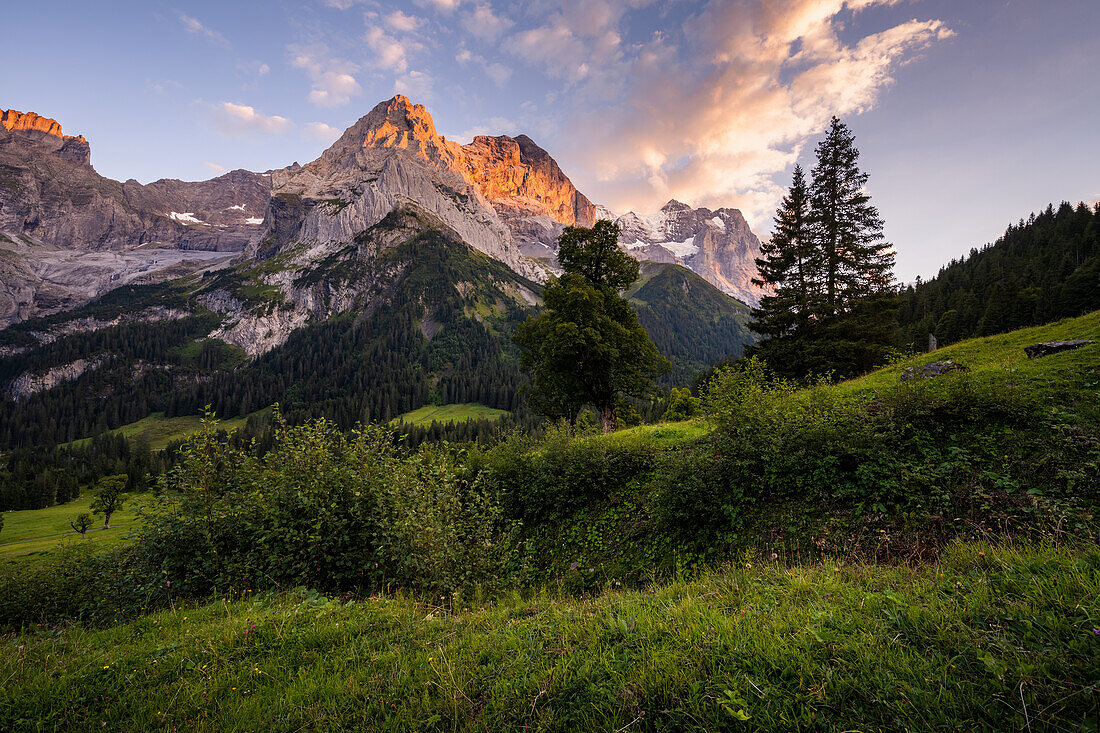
1023;340;1095;359
901;360;968;382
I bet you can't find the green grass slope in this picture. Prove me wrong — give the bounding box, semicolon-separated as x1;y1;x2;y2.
396;402;509;426
0;494;149;562
1;542;1097;731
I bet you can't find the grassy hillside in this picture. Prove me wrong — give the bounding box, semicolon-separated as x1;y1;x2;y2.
1;541;1097;731
0;494;149;562
396;402;509;426
67;409;268;450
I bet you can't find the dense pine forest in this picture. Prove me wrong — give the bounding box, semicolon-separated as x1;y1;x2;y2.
898;201;1099;348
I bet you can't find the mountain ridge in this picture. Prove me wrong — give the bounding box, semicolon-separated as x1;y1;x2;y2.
0;96;764;326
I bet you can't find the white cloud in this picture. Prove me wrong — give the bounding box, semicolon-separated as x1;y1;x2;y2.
303;122;343;143
258;63;270;75
385;10;424;32
203;161;227;174
395;70;434;100
210;102;293;136
178;13;229;48
545;0;952;225
290;47;363;107
461;3;514;40
413;0;461;12
365;26;413;73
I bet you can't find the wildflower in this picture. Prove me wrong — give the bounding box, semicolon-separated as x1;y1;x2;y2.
1092;628;1100;636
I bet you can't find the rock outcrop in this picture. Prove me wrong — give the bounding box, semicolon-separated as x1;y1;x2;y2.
6;356;106;400
901;360;968;382
1023;340;1095;359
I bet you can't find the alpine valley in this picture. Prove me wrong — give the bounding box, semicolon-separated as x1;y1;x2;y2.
0;96;762;448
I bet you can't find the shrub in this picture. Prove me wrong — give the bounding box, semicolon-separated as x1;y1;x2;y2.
135;413;517;600
478;423;655;524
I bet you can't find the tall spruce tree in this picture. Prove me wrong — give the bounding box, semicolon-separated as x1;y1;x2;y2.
809;117;895;312
746;118;898;380
749;164;816;339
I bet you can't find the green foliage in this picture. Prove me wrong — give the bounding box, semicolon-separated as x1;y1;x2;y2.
662;387;700;421
516;220;670;431
477;424;655;526
556;219;639;292
89;474;128;528
68;512;94;538
136;412;517;601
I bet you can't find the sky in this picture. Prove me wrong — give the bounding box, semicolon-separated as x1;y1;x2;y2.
3;0;1098;282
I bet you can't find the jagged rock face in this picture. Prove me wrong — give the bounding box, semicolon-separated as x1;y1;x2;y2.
0;109;270;252
610;200;764;306
7;356;105;401
265;95;542;281
0;109;269;325
461;133;595;238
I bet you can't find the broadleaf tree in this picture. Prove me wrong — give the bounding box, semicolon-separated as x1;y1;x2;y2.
514;221;669;432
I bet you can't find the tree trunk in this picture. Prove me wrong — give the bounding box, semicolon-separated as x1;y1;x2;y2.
103;512;113;529
600;404;616;433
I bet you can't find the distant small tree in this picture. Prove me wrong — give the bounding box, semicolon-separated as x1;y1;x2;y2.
69;512;94;539
663;387;700;421
90;474;128;529
0;511;4;538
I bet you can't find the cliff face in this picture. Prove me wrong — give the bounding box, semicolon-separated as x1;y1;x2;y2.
264;96;540;280
611;200;764;306
0;109;271;252
0;109;267;326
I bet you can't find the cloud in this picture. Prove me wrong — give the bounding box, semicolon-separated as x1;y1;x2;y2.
413;0;461;12
178;13;229;48
210;102;293;136
455;47;513;87
290;47;363;107
303;122;343;143
544;0;952;225
461;3;514;40
365;26;414;73
203;161;227;174
395;70;434;100
385;10;424;32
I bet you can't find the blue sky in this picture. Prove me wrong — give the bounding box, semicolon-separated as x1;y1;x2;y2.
3;0;1098;281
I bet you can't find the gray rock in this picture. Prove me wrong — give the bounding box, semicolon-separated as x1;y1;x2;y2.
901;360;968;382
1023;340;1095;359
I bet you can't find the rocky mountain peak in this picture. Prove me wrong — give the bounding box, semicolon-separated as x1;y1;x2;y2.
660;199;692;212
2;109;91;166
2;109;86;143
322;95;462;171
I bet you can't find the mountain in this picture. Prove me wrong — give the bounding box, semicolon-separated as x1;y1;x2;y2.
898;201;1100;349
626;262;755;384
0;109;270;326
0;97;765;327
0;96;758;449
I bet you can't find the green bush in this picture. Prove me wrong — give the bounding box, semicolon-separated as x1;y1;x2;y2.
135;413;517;600
478;423;655;524
654;356;1079;552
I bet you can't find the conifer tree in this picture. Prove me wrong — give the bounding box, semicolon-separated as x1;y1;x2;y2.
749;164;816;340
809;117;895;312
747;118;898;379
